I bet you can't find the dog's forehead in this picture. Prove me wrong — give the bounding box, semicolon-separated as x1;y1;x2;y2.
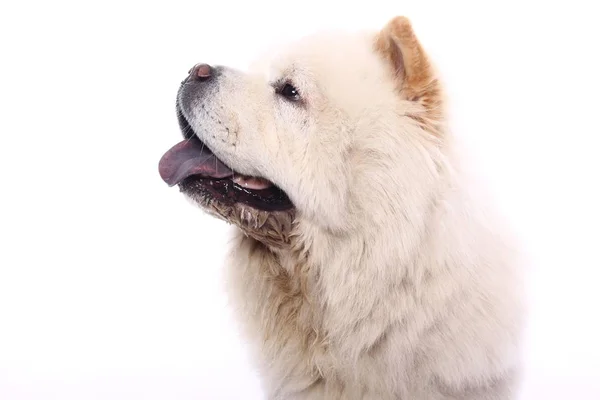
247;31;378;82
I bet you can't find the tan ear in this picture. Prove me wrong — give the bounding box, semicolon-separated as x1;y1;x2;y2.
375;17;443;133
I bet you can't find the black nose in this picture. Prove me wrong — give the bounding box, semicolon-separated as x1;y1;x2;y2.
182;63;213;84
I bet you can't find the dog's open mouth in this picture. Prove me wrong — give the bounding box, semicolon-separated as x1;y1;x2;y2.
158;111;293;212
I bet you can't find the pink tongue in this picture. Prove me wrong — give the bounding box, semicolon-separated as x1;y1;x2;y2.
158;138;233;187
232;176;273;190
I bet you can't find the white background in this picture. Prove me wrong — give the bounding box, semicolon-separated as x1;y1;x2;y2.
1;1;599;399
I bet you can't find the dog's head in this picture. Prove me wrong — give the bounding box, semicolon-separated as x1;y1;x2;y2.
159;17;445;249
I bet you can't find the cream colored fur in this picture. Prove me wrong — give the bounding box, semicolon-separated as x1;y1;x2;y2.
183;17;524;399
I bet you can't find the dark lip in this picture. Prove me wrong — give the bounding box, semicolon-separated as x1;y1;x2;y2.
180;176;294;212
174;103;294;212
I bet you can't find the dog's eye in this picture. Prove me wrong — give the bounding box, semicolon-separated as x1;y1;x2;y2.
277;83;301;101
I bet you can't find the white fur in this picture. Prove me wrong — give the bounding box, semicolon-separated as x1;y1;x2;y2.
183;22;524;400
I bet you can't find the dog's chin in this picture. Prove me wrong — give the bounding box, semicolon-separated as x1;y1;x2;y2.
180;178;296;248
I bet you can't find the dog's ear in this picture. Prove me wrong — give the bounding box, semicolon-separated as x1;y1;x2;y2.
375;17;443;134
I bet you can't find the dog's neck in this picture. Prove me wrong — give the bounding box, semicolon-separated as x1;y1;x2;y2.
263;201;446;301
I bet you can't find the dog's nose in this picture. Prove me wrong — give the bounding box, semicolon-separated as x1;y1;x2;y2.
183;63;213;84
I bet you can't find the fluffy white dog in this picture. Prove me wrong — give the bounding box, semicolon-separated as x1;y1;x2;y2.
159;16;525;400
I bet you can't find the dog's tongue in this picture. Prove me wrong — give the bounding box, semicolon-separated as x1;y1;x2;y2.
159;138;233;186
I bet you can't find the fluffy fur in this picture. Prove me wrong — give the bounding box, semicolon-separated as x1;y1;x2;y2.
176;16;524;399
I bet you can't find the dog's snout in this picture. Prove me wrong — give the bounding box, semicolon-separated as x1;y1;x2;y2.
182;63;214;84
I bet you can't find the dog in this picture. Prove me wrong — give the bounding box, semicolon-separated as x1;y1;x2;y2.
159;16;524;400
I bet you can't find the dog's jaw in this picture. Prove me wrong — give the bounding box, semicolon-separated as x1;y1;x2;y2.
183;185;297;249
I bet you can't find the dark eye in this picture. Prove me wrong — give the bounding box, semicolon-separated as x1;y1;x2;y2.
277;83;301;101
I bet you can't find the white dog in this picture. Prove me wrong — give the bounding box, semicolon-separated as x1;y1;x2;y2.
159;16;524;399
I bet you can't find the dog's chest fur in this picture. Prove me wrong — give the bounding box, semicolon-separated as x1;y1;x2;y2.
226;233;424;399
226;234;345;395
224;225;521;400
